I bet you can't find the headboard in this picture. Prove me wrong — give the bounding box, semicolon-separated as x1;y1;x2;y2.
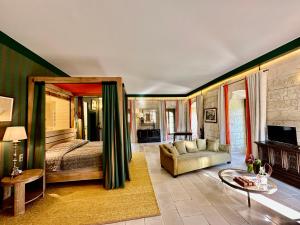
46;128;77;150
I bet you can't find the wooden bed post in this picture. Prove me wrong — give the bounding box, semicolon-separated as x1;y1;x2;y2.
27;76;35;169
70;96;75;128
117;78;126;176
117;78;124;147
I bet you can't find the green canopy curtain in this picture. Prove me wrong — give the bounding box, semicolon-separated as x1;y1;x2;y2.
123;86;132;180
27;82;45;169
102;82;128;189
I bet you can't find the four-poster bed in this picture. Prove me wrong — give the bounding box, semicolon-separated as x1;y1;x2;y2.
27;76;131;190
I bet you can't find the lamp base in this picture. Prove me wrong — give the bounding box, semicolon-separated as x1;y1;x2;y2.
11;166;20;178
11;141;20;178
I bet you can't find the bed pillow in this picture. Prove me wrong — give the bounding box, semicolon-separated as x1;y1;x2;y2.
174;141;187;154
207;139;220;152
196;139;206;151
48;139;88;152
185;141;198;153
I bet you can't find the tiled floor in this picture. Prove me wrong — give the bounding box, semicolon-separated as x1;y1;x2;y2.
110;143;300;225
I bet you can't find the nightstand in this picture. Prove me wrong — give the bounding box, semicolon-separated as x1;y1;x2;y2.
1;169;44;216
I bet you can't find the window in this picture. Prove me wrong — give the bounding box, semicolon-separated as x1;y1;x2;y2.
191;101;197;138
166;109;175;134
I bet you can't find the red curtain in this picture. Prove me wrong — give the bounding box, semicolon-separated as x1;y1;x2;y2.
224;84;230;145
189;99;192;132
245;78;252;161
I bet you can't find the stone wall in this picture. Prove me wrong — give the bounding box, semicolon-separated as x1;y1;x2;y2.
265;51;300;144
201;50;300;145
203;80;246;141
203;88;219;140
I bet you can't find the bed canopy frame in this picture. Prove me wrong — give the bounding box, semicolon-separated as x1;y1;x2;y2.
27;76;130;189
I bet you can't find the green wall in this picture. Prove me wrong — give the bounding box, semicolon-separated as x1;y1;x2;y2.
0;33;68;180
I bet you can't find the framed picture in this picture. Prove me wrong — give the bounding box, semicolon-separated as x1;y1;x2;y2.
140;109;157;125
204;108;217;123
91;99;97;111
0;96;14;121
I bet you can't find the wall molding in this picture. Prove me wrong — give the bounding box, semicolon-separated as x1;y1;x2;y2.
128;94;186;98
128;37;300;98
0;31;68;76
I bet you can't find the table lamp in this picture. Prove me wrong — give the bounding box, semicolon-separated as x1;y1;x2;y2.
3;126;27;177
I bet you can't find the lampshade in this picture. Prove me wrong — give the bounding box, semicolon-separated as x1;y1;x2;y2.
3;126;27;142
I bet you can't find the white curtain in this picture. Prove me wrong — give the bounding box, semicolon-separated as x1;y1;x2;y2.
247;70;267;158
196;94;204;138
130;99;137;143
186;100;191;132
218;85;226;144
176;100;187;132
159;100;167;142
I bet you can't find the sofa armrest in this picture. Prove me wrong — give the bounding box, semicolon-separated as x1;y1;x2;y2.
219;144;231;153
160;145;174;159
159;145;178;176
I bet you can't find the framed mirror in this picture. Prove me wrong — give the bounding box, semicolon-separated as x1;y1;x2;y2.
140;109;157;125
0;96;14;122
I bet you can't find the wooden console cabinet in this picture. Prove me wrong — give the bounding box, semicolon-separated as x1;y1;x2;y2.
256;141;300;188
137;129;161;143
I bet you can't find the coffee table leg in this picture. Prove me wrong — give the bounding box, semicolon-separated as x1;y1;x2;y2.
14;183;25;216
247;192;251;208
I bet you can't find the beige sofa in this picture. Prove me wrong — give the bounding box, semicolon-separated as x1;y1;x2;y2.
159;139;231;177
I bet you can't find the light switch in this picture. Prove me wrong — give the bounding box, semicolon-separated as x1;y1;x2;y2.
19;154;23;162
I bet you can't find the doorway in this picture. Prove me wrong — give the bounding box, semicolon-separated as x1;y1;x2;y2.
229;90;246;155
88;111;98;141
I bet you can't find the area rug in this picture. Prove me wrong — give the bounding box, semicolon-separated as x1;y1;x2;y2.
1;152;160;225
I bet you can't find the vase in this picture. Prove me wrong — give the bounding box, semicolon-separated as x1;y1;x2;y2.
253;162;261;174
258;174;268;185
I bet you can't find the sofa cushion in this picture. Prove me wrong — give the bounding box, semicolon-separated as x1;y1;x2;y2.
185;141;198;153
163;144;179;156
176;151;231;175
207;139;220;151
174;141;187;154
196;139;206;151
219;144;231;153
177;151;225;160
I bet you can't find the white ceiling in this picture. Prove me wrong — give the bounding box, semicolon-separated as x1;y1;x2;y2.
1;1;300;94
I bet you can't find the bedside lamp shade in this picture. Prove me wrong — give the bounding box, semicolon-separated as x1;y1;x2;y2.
3;126;27;142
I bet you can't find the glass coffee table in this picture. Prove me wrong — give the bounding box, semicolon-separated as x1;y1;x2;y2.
218;168;277;207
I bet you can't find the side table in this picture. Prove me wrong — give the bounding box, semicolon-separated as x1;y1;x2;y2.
1;169;44;216
173;132;193;142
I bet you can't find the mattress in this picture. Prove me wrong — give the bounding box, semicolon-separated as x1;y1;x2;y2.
46;140;103;172
61;141;103;170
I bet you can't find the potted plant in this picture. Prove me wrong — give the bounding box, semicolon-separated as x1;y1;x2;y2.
246;154;255;173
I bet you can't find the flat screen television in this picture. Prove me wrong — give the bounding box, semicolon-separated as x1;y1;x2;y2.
267;125;298;146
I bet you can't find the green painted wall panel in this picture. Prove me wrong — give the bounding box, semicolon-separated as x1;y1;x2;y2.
0;42;67;180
